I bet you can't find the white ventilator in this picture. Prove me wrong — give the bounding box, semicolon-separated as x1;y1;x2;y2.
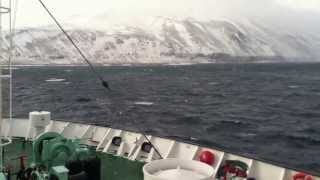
26;111;51;139
143;158;214;180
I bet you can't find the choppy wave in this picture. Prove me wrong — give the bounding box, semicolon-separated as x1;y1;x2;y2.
9;63;320;174
284;134;320;144
76;97;92;103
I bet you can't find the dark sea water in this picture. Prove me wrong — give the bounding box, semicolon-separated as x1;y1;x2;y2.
4;63;320;174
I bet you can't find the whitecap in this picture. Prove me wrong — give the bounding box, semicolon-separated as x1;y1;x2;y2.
134;101;154;106
288;85;300;89
237;133;257;138
45;78;66;82
208;82;219;85
190;137;198;141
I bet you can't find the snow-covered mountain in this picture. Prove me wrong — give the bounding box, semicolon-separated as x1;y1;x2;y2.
1;17;320;65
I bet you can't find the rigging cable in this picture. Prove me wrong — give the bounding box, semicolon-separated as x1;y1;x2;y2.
37;0;163;159
38;0;110;91
8;0;12;136
8;0;19;138
7;0;19;140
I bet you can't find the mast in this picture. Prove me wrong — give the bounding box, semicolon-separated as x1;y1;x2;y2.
0;0;3;169
0;0;13;171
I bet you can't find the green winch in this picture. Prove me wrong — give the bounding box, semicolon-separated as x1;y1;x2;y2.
30;132;90;180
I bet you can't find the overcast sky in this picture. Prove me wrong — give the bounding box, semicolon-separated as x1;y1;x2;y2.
3;0;320;31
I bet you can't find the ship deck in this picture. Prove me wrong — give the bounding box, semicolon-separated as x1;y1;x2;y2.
1;118;320;180
4;138;145;180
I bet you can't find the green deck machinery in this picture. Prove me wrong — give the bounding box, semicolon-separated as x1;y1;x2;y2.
0;132;100;180
30;132;90;180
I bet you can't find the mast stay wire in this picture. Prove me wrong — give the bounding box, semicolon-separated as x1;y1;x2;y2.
38;0;110;91
37;0;164;159
7;0;19;137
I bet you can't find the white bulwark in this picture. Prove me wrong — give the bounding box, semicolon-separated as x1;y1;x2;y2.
1;115;319;180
